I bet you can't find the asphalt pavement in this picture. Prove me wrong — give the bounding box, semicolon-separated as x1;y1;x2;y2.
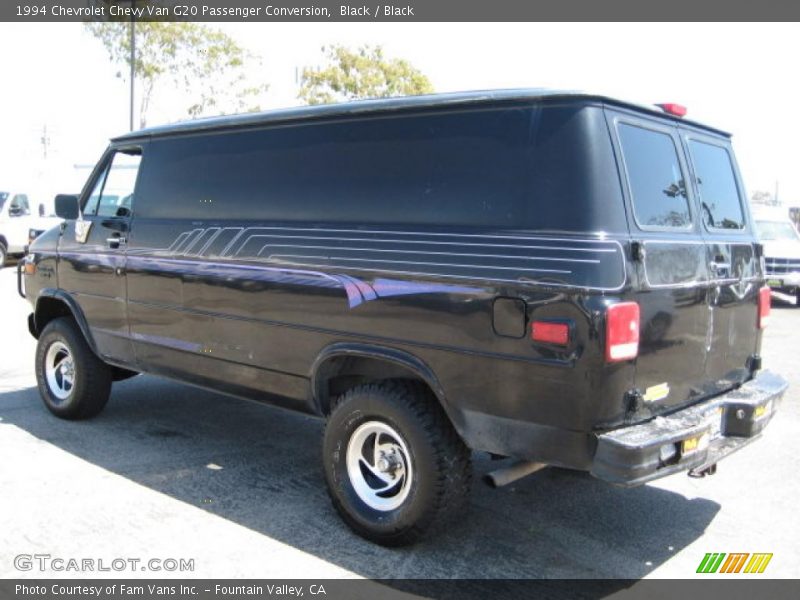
0;265;798;580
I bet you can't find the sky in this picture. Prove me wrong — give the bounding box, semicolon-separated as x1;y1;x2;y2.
0;22;798;208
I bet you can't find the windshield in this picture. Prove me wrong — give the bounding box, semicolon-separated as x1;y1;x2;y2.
756;220;800;241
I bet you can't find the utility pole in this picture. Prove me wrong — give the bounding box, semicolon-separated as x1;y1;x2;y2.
40;125;50;159
130;0;136;131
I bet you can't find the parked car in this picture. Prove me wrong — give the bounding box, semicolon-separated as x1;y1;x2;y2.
20;90;788;545
754;207;800;303
0;191;60;268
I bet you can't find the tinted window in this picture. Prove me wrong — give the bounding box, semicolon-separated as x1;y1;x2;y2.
618;123;690;229
688;140;744;230
85;151;141;217
135;105;627;232
9;194;30;216
84;164;109;215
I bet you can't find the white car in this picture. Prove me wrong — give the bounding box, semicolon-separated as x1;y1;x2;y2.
754;210;800;303
0;191;61;268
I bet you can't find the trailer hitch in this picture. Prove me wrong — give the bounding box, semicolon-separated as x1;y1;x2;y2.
688;463;717;478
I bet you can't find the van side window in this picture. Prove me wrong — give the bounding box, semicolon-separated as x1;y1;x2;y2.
84;165;110;216
688;140;745;230
618;123;690;229
9;194;30;216
132;106;629;233
85;150;142;218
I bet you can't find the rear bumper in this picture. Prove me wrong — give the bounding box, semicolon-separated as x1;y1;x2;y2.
590;370;788;486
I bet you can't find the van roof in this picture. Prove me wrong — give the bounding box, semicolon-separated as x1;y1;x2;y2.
113;89;731;142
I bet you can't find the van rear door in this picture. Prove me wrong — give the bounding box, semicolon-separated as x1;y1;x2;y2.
681;131;761;394
609;112;713;413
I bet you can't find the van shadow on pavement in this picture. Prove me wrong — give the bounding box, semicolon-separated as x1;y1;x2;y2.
0;376;720;584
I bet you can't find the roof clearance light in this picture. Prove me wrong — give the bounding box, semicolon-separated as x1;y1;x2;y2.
657;103;688;118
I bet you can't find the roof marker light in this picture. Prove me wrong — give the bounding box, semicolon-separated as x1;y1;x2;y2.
657;103;688;118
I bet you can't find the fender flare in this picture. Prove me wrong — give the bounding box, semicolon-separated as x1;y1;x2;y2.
310;342;449;415
34;288;100;356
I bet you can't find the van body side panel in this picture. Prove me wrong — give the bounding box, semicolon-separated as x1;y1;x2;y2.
122;102;637;456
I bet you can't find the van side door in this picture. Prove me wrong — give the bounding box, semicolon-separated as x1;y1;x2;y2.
58;147;142;365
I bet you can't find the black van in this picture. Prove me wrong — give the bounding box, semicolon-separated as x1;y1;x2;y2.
20;90;788;545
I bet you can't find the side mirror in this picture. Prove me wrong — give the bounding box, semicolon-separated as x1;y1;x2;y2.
54;194;80;220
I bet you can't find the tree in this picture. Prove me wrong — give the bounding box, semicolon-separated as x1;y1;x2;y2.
85;20;268;128
298;45;434;105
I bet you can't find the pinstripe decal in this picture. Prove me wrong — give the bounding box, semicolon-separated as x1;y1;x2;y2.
128;225;628;292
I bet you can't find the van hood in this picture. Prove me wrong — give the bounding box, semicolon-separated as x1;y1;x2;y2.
762;239;800;260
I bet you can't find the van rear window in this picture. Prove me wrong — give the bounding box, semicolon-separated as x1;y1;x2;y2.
688;140;745;231
617;123;690;229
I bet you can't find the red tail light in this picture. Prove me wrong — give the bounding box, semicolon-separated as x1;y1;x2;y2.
532;321;570;346
606;302;640;362
758;286;771;329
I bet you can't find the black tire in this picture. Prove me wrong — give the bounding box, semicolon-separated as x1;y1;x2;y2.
0;242;7;269
323;380;472;546
35;317;112;420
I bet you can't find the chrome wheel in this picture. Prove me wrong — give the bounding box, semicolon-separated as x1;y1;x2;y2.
45;341;75;402
346;421;413;511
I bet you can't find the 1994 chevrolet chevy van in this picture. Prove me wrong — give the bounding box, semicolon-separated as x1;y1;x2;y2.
19;90;788;545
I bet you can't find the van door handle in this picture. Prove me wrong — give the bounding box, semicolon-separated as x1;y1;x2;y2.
107;236;126;249
709;260;730;273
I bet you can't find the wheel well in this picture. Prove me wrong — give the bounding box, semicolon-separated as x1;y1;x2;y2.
315;355;440;415
35;297;74;334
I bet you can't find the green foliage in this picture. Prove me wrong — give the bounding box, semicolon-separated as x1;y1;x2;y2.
85;20;268;127
298;45;434;105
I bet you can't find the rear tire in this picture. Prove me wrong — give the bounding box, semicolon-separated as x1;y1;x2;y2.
35;317;112;420
323;380;471;546
0;242;7;269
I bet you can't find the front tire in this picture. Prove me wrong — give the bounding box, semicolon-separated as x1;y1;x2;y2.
323;380;471;546
35;317;112;419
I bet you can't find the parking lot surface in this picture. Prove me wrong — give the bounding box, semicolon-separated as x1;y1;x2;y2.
0;266;798;579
